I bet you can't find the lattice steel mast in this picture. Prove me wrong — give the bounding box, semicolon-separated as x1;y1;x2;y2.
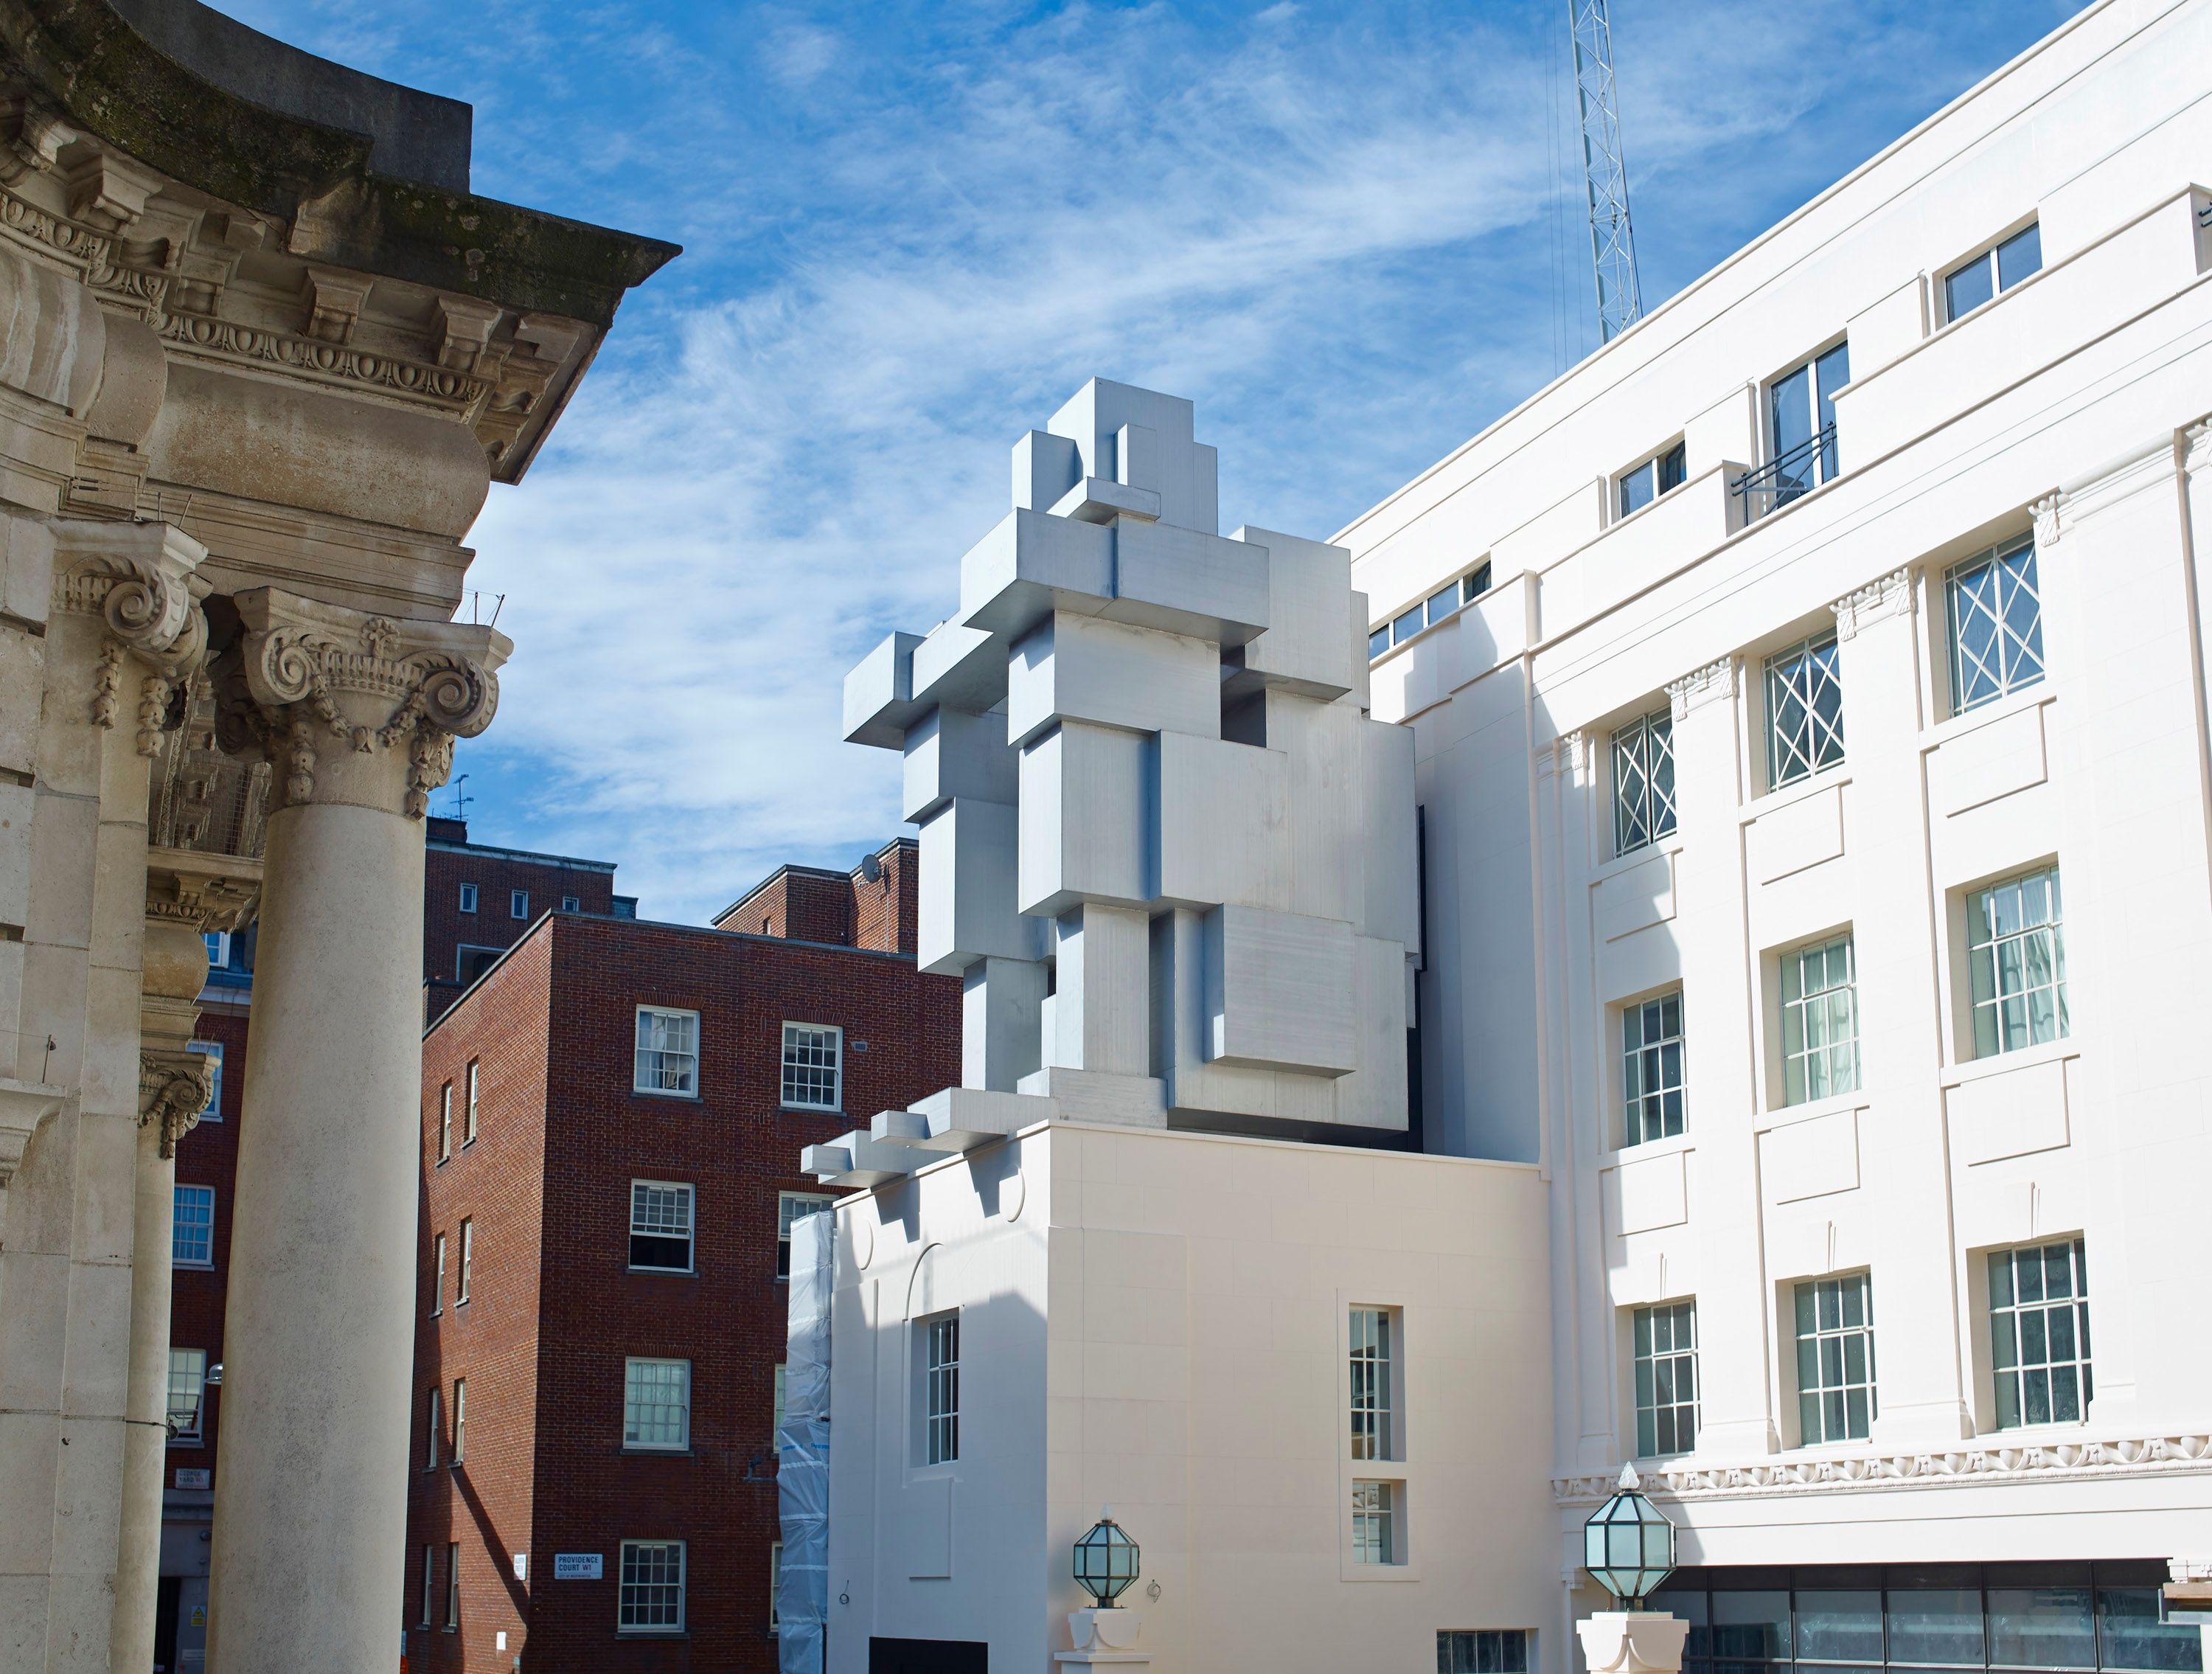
1568;0;1644;341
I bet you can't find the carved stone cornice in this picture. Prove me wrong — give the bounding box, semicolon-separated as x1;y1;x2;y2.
1553;1430;2212;1506
1829;566;1915;640
1666;656;1736;721
145;848;262;935
138;1050;210;1161
215;588;509;819
2185;420;2212;479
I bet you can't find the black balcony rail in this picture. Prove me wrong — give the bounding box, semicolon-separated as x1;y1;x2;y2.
1732;422;1837;523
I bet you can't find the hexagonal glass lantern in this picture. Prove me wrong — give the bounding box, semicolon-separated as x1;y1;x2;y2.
1582;1464;1676;1607
1074;1510;1140;1608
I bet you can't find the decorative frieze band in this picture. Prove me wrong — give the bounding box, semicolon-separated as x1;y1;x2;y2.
1553;1430;2212;1506
1829;566;1914;640
1666;656;1735;721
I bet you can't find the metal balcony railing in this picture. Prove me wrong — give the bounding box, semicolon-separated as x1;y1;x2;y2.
1732;423;1837;524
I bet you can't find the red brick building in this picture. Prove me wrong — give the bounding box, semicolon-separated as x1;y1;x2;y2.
157;822;628;1672
406;838;954;1673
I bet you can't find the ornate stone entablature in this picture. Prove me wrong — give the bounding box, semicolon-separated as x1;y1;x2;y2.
1666;655;1736;720
1829;566;1915;639
1552;1431;2212;1506
215;588;507;819
49;518;211;749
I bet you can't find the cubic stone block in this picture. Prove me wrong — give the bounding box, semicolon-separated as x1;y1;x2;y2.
1150;731;1289;913
1202;904;1356;1077
917;796;1027;975
1017;723;1147;918
1006;611;1220;749
1228;526;1356;699
904;706;1017;825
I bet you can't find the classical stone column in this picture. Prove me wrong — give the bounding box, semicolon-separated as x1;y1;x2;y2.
112;855;260;1674
204;589;505;1673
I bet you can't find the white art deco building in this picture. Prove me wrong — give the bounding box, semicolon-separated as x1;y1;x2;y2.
780;3;2212;1671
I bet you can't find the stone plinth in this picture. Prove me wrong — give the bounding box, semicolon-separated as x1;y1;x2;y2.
1577;1611;1691;1674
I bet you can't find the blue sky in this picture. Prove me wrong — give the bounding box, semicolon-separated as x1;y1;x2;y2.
225;0;2077;923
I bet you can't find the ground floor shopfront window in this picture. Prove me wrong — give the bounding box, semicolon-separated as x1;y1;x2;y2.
1652;1565;2200;1674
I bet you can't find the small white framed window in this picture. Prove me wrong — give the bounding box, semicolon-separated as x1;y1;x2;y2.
437;1082;452;1162
451;1377;467;1464
624;1357;692;1450
780;1022;841;1111
445;1540;460;1630
425;1386;442;1470
629;1181;695;1272
202;929;230;969
1351;1480;1397;1565
189;1040;223;1122
458;1218;473;1305
1440;1631;1530;1674
1794;1273;1877;1443
1349;1307;1394;1461
173;1184;215;1267
1781;934;1859;1105
1611;707;1675;856
561;894;581;913
619;1540;686;1633
1617;440;1686;518
1632;1301;1697;1458
634;1006;700;1097
919;1310;960;1465
1947;535;2044;717
1966;865;2067;1057
1989;1237;2091;1428
167;1347;207;1445
510;889;529;920
464;1058;480;1145
1621;991;1685;1147
431;1232;446;1316
779;1192;835;1280
1944;222;2042;323
459;882;479;914
420;1543;436;1628
771;1541;782;1636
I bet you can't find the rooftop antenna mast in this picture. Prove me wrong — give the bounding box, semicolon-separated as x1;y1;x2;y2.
448;773;470;822
1568;0;1644;342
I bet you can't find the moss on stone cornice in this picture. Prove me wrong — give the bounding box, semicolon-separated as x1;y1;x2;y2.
0;0;678;325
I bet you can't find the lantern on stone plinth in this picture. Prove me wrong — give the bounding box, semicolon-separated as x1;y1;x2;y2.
1073;1510;1140;1608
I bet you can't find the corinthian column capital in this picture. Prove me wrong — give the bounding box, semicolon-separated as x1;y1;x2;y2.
139;1050;212;1160
213;588;511;819
50;520;212;746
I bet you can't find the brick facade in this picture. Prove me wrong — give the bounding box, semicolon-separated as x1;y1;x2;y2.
406;886;956;1672
712;838;918;956
423;817;627;1022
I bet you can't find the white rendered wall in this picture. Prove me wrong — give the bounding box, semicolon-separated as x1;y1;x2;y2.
824;1124;1551;1673
1334;0;2212;1646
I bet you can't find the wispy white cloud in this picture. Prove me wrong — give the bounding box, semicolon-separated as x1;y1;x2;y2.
217;0;2073;920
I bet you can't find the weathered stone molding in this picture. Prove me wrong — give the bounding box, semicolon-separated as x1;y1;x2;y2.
137;1051;209;1160
1553;1431;2212;1505
1829;566;1915;639
2043;440;2174;546
51;521;212;748
145;848;262;936
215;588;507;819
0;1079;64;1187
1666;656;1736;720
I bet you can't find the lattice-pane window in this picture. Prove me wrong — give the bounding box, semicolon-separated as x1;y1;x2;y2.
1633;1301;1698;1458
922;1313;960;1465
634;1006;699;1096
780;1022;841;1110
1349;1307;1393;1461
778;1192;835;1279
173;1184;215;1267
1612;708;1677;855
623;1358;691;1450
1764;631;1845;789
1351;1480;1396;1565
619;1541;685;1631
1947;536;2044;715
1795;1274;1877;1443
189;1040;223;1122
1781;935;1859;1105
1440;1630;1531;1674
1621;991;1686;1147
1991;1238;2092;1428
629;1181;695;1272
1968;865;2067;1057
167;1348;206;1445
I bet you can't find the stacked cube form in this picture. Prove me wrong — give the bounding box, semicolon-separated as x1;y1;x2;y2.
804;380;1418;1187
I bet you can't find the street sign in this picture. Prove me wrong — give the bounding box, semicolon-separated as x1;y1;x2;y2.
553;1553;602;1580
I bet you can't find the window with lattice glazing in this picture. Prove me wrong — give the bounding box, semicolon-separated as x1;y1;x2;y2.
1946;535;2044;715
1781;934;1859;1105
1795;1274;1877;1442
1991;1238;2092;1428
1764;630;1845;789
1349;1307;1393;1460
781;1022;841;1110
922;1312;959;1465
619;1540;684;1631
1967;866;2067;1057
1621;991;1686;1147
1633;1301;1698;1457
1612;708;1676;855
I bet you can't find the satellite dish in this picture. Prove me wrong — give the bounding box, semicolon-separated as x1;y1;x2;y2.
860;852;883;883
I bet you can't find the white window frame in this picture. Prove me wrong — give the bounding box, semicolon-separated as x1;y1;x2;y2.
628;1180;696;1274
1943;221;2042;324
1793;1273;1877;1444
1780;934;1860;1105
420;1543;436;1628
771;1541;782;1636
560;893;581;913
1945;535;2044;717
431;1232;446;1317
189;1039;223;1122
445;1540;460;1630
1620;990;1685;1148
623;1357;692;1451
1610;707;1676;857
437;1081;452;1163
1349;1306;1394;1462
167;1347;207;1445
1632;1301;1697;1459
457;1218;473;1305
779;1192;835;1281
425;1385;442;1470
633;1005;700;1097
1966;864;2067;1058
1989;1237;2092;1430
202;928;230;968
779;1021;842;1112
451;1376;466;1464
458;882;479;914
1351;1479;1398;1565
1439;1630;1531;1674
1616;439;1686;520
173;1183;215;1268
919;1310;960;1466
510;889;529;920
464;1058;480;1145
618;1538;686;1634
1763;630;1845;791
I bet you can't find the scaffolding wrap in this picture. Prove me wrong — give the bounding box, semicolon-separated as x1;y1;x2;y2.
776;1207;834;1674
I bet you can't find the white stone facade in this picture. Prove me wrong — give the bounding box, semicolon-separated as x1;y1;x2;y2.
801;3;2212;1671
